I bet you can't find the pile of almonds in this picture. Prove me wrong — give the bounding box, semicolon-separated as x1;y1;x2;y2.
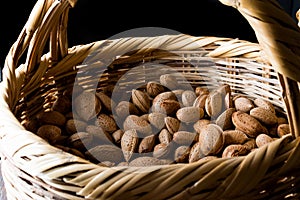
23;74;291;167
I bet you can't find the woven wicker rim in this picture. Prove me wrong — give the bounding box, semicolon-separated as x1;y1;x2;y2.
0;0;300;199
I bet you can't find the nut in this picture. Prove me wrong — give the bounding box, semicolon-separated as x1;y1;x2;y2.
111;129;124;144
277;124;290;137
205;90;223;117
95;113;118;133
160;74;179;90
129;156;171;167
173;131;198;145
232;111;267;137
158;129;172;144
37;125;62;144
68;132;93;150
139;134;156;153
65;119;87;135
114;101;139;121
165;116;181;134
95;91;116;113
176;107;204;123
155;99;181;116
153;143;173;159
222;144;249;158
250;107;278;126
132;89;151;113
253;98;276;114
148;113;166;131
86;125;113;144
182;90;197;107
174;146;191;163
52;95;71;114
215;108;235;130
243;139;257;150
256;134;274;148
189;142;205;163
193;94;208;109
195;87;209;97
199;124;224;156
123;115;152;136
37;110;66;126
234;96;254;113
193;119;211;134
74;91;102;121
121;129;139;162
223;130;249;146
146;81;165;97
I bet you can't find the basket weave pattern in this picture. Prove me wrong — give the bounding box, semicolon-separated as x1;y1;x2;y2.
0;0;300;199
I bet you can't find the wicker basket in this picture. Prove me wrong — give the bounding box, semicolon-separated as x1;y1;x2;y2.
1;0;300;199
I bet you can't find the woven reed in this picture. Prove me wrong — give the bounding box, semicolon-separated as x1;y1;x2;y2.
0;0;300;199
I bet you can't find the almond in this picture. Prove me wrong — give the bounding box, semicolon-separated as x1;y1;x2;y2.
95;113;118;133
37;110;66;126
193;94;208;109
193;119;211;134
160;74;179;90
111;129;124;145
223;130;249;146
189;142;205;163
215;108;235;130
86;125;113;144
199;124;224;155
52;94;71;114
95;91;116;113
182;90;197;107
86;145;124;164
174;146;191;163
195;87;209;97
173;131;197;145
250;107;278;125
132;89;151;114
129;156;170;167
234;96;254;113
165;117;181;134
74;91;101;121
176;107;204;123
222;144;248;158
123;115;152;136
254;98;276;114
205;90;223;117
114;101;139;121
158;129;172;144
121;129;139;162
65;119;87;135
139;134;156;153
256;134;274;148
146;81;165;97
277;124;290;137
68;132;93;150
232;111;267;137
153;143;173;159
148;112;166;131
37;125;62;144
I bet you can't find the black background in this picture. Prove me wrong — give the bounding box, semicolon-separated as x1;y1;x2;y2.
0;0;299;70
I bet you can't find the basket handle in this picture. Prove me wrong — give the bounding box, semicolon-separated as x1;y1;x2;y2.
2;0;76;110
219;0;300;138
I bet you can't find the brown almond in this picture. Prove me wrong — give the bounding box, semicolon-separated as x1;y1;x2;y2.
195;87;209;97
189;142;205;163
52;95;71;114
193;119;211;134
114;101;139;121
199;124;224;155
223;130;249;146
158;129;172;144
86;125;113;144
254;98;276;114
37;110;66;126
68;132;93;150
146;81;165;97
156;99;181;116
153;143;173;159
234;96;254;113
250;107;278;126
139;134;156;153
232;111;267;137
132;89;151;114
173;131;197;145
256;134;274;148
95;113;118;133
193;94;208;109
277;124;290;137
222;144;248;158
95;91;116;113
74;91;101;121
123;115;152;136
148;113;166;131
224;92;234;109
182;90;197;107
111;129;124;145
176;107;204;123
205;90;223;117
65;119;87;135
174;146;191;163
160;74;179;90
37;125;62;144
243;139;257;151
121;129;139;162
277;117;288;125
165;117;181;134
215;108;235;130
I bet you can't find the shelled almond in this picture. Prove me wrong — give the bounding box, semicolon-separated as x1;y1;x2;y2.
23;75;291;167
